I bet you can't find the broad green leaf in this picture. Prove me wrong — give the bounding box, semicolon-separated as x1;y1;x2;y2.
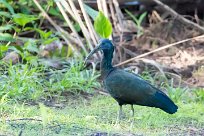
0;33;15;42
25;27;52;39
0;11;11;18
94;11;112;38
13;26;21;33
0;25;13;31
26;44;39;53
0;45;8;58
48;7;62;17
48;0;54;6
0;0;15;14
7;46;23;54
24;40;39;53
84;4;99;20
12;13;38;27
43;37;58;45
35;29;52;39
0;45;8;52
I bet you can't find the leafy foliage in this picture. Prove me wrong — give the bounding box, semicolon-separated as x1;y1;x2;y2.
0;0;15;14
0;33;15;42
12;13;38;27
45;61;100;95
94;11;112;38
84;3;99;20
0;61;100;101
0;63;45;101
84;5;112;38
125;10;147;37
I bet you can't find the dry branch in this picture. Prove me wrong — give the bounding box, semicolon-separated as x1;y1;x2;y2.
115;34;204;67
61;0;93;48
33;0;80;56
78;0;98;45
56;1;88;55
153;0;204;33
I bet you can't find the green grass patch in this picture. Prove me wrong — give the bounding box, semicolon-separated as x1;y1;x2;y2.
0;61;100;102
0;94;204;135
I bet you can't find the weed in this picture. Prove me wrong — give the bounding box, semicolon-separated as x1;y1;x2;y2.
0;63;45;101
46;61;100;95
193;88;204;102
125;10;147;37
0;60;100;102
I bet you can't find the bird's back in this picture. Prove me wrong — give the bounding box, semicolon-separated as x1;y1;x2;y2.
104;69;178;114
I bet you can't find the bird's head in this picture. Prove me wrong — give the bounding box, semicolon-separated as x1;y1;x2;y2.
84;39;114;63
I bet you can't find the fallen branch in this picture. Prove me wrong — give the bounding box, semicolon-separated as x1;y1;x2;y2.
115;34;204;67
153;0;204;33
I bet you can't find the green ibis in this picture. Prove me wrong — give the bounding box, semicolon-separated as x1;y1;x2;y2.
84;39;178;122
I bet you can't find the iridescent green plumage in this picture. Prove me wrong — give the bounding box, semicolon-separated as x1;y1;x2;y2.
85;39;178;121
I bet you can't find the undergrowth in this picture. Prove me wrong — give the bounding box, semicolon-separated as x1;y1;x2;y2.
0;61;100;102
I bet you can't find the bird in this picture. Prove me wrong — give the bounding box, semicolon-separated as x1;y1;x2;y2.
84;39;178;122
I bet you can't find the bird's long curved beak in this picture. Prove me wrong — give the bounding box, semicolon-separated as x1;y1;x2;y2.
84;45;101;65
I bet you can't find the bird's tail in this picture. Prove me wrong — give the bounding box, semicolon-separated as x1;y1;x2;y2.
154;91;178;114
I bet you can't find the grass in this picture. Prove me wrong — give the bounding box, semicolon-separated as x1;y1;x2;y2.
0;61;203;135
0;61;100;101
0;94;204;136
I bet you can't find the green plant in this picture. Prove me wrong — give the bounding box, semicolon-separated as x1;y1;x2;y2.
0;63;45;101
166;87;188;103
94;11;112;38
46;61;100;95
0;0;62;61
12;13;38;28
194;88;204;102
84;4;112;38
125;10;147;37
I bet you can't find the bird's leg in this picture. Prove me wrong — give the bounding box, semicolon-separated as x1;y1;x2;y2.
131;104;134;117
116;105;123;124
130;104;134;127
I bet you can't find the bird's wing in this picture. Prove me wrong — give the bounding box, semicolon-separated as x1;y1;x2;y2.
105;69;178;113
104;69;158;105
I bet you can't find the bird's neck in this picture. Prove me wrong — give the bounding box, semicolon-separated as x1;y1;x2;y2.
101;49;114;78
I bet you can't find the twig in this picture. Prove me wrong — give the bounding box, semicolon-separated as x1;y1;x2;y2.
115;34;204;67
6;32;16;47
196;56;204;61
102;0;112;40
78;0;98;46
153;0;204;33
139;58;165;76
97;0;103;11
6;118;42;122
109;1;117;31
78;0;101;58
102;0;109;19
66;0;93;51
56;2;88;55
32;0;80;56
113;0;124;32
68;0;101;58
59;0;93;49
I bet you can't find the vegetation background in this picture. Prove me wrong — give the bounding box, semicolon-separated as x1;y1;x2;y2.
0;0;204;135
